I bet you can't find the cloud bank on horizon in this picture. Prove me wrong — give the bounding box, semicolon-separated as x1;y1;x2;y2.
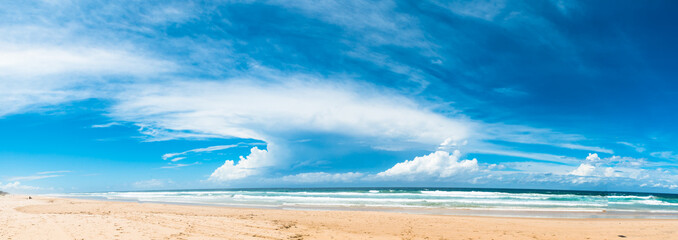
1;0;678;193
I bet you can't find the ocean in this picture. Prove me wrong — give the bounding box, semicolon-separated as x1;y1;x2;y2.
56;188;678;219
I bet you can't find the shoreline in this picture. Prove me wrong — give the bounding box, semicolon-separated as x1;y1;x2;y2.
53;194;678;220
3;194;678;239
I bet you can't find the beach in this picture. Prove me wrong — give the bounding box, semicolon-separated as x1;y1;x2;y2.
2;195;677;240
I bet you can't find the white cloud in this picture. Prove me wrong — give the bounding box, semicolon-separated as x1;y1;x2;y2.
209;147;272;181
272;151;674;189
110;77;475;177
162;144;238;160
468;144;579;164
0;43;175;117
569;163;595;176
651;151;678;161
35;170;71;175
107;76;620;179
0;44;174;77
438;137;467;150
432;0;506;21
281;172;365;183
585;153;601;162
604;167;621;178
503;161;570;174
277;148;481;183
8;170;71;181
345;48;431;92
111;79;471;147
0;4;619;185
132;179;173;189
557;143;613;154
567;153;605;177
0;22;176;117
377;150;479;179
476;124;612;155
617;141;646;153
566;153;651;181
8;174;63;181
140;4;197;25
161;162;199;169
602;155;646;168
108;77;488;180
270;0;428;48
0;77;90;117
91;122;122;128
0;181;41;191
640;182;678;190
475;152;665;187
267;0;435;90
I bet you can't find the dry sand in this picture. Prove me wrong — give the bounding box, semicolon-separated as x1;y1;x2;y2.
1;194;677;240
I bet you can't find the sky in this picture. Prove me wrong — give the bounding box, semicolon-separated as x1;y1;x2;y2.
1;0;678;194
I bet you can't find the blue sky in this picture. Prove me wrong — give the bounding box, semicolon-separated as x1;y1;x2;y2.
1;0;678;193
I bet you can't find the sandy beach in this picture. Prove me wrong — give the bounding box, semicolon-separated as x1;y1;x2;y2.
0;195;676;240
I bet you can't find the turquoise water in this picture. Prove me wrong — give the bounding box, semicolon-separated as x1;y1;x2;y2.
57;188;678;218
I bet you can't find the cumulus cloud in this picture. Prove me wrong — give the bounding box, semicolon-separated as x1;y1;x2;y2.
209;147;272;181
267;151;675;190
567;153;607;177
277;149;481;184
437;137;467;150
566;153;653;183
604;167;621;178
585;153;601;162
640;183;678;190
569;163;595;176
463;152;670;188
377;150;479;180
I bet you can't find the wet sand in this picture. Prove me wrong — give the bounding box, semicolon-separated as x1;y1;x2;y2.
2;194;677;239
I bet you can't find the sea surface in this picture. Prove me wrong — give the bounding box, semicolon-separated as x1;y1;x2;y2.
55;188;678;219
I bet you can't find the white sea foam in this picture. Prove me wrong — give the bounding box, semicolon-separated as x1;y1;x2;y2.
635;199;678;206
607;195;654;199
53;189;678;218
